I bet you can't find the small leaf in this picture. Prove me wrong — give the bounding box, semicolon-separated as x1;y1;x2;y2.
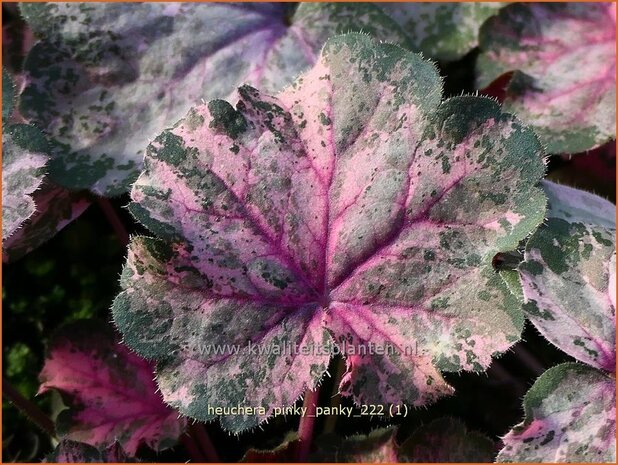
2;123;49;241
39;320;185;456
378;3;506;61
520;181;616;372
497;363;616;462
45;440;130;463
399;417;496;462
19;2;408;196
477;3;616;154
312;427;399;463
2;182;91;263
112;33;546;432
241;433;299;462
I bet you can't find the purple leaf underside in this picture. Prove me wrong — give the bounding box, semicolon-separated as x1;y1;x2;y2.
113;33;546;432
39;320;185;455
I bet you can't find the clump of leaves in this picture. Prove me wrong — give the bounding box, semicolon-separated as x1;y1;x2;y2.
2;3;616;463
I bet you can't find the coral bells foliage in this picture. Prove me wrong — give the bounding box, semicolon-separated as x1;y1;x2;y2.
112;34;546;432
3;2;616;463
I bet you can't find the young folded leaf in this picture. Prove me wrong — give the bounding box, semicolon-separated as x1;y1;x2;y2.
498;363;615;462
477;3;616;154
39;320;185;455
19;2;408;196
112;33;546;433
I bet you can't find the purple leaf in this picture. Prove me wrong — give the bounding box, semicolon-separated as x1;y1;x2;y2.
520;181;616;372
497;363;616;462
477;3;616;154
112;33;546;432
39;320;185;456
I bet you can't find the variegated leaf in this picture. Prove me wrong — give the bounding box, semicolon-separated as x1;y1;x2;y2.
378;2;506;61
2;182;91;263
477;3;616;154
39;320;185;455
498;363;616;462
520;181;615;372
2;123;49;241
19;2;409;196
112;33;546;432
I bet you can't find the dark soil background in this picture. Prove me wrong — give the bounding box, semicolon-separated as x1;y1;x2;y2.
2;3;615;462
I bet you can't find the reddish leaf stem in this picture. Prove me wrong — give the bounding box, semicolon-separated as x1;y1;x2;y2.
3;378;56;438
189;423;220;462
323;357;346;434
96;197;129;247
297;386;320;461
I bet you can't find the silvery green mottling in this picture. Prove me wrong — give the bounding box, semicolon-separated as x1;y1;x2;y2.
500;181;616;462
112;34;546;432
19;2;409;196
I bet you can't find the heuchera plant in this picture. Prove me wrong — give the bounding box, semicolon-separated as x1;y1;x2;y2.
2;2;616;463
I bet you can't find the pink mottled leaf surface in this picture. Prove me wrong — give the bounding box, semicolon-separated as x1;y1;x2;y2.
477;3;616;154
39;320;185;455
498;363;616;462
501;181;616;462
520;181;616;372
112;33;546;432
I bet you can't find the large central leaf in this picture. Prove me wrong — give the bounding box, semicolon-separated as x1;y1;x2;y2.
113;34;546;433
19;2;409;196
